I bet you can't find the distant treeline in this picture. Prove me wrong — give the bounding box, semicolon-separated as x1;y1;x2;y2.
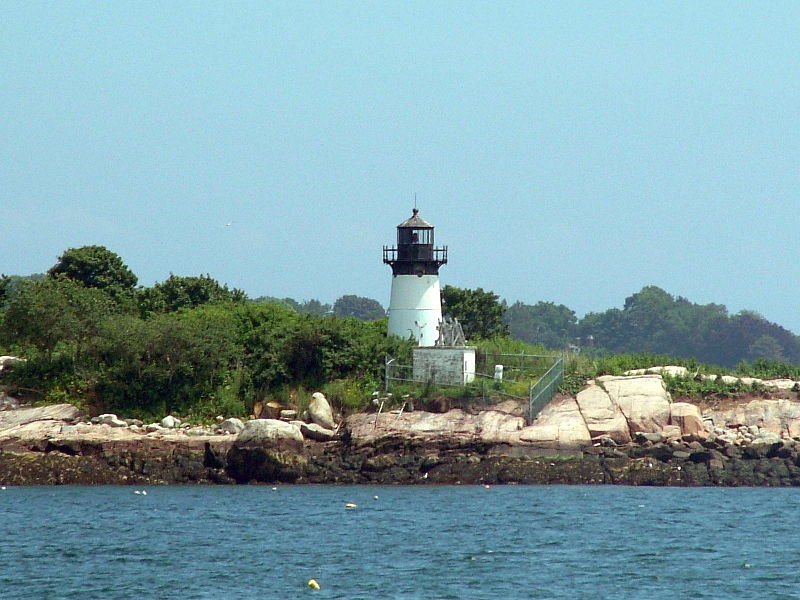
504;285;800;368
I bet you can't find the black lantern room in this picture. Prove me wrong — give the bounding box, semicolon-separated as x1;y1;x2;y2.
383;208;448;276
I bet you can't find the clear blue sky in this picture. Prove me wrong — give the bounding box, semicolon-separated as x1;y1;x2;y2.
3;2;799;330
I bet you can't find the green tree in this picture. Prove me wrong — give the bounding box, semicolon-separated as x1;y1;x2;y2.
574;285;800;367
333;295;385;321
253;296;302;312
748;334;786;362
0;276;116;359
251;297;333;316
0;273;45;311
440;285;508;340
504;301;577;349
229;302;303;394
297;299;331;317
48;246;137;298
90;305;240;417
138;274;246;315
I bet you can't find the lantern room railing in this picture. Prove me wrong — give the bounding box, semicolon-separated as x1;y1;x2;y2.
383;245;448;265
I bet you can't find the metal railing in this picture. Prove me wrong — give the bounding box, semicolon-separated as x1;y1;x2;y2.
476;352;556;379
384;353;563;421
385;359;505;403
382;246;448;264
528;356;564;424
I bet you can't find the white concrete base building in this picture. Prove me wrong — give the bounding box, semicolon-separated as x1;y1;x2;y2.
413;346;476;386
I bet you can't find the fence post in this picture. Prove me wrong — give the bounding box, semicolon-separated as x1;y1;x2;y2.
385;356;394;393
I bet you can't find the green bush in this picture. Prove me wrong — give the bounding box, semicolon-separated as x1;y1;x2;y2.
662;374;747;400
734;358;800;380
322;378;378;414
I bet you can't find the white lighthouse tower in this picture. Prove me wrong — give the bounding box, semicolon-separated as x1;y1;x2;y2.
383;208;448;346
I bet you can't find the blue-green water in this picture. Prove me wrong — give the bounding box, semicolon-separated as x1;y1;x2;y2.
2;485;800;599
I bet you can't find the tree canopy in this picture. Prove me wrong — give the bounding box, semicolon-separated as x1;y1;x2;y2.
575;286;800;366
441;285;508;340
0;276;118;359
504;301;577;349
48;245;137;296
138;274;246;315
332;295;385;321
254;297;332;316
0;249;413;419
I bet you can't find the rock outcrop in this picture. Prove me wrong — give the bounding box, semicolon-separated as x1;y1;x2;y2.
518;397;591;449
217;418;245;435
346;406;524;444
706;399;800;437
236;419;304;445
600;374;672;433
575;384;631;443
0;403;82;430
670;402;705;437
299;422;336;441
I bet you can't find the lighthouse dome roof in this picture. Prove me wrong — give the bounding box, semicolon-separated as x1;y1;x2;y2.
397;208;433;229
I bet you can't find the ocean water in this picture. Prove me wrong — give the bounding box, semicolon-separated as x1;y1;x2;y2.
2;484;800;600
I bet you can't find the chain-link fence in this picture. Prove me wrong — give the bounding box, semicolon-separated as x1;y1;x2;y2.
384;352;563;423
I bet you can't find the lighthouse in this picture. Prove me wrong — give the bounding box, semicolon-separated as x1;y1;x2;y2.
383;208;448;346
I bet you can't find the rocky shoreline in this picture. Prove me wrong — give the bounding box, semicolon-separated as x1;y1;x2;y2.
4;425;800;487
5;369;800;487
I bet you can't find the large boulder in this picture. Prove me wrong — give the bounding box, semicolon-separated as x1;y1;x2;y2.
519;396;591;449
236;419;303;445
0;404;82;432
0;356;25;372
96;414;128;428
160;415;181;429
575;384;631;443
670;402;706;437
308;392;336;429
763;379;798;391
300;422;336;441
0;394;20;411
217;418;244;435
344;407;524;444
701;374;800;391
598;375;671;433
227;419;306;483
